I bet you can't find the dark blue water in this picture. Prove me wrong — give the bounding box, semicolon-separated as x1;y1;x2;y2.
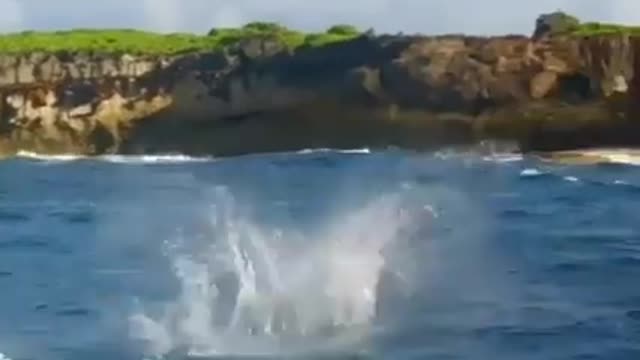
1;150;640;360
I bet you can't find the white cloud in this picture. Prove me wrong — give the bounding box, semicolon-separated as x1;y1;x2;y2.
0;0;24;33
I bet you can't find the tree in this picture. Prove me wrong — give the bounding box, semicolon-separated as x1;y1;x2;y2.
242;22;286;33
326;24;359;36
534;11;580;38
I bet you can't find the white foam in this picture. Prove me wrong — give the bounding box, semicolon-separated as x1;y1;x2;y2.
520;168;543;177
564;176;579;182
0;352;12;360
338;148;371;154
550;148;640;166
98;154;213;164
13;151;213;164
297;148;371;155
16;150;84;162
601;153;640;166
614;180;629;185
129;189;414;358
482;154;523;163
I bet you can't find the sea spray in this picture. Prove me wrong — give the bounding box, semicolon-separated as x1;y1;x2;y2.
129;188;421;357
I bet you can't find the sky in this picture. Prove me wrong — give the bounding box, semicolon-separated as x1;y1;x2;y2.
0;0;640;35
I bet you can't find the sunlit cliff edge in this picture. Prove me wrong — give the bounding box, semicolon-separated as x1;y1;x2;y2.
2;13;640;157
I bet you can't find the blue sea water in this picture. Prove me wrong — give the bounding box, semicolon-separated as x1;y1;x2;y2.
0;149;640;360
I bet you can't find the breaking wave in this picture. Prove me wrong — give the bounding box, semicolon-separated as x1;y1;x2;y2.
482;154;523;163
296;148;372;155
13;148;373;164
128;188;423;358
543;148;640;166
15;151;83;162
98;154;213;164
520;168;544;177
14;151;213;164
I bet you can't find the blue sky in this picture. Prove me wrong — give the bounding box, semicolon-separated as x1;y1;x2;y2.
0;0;639;35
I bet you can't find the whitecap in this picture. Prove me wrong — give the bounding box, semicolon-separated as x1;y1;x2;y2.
614;180;629;185
16;150;84;162
482;154;524;163
546;148;640;166
604;154;640;166
13;151;213;164
297;148;325;154
423;205;439;218
296;148;335;154
338;148;371;154
563;176;579;182
98;154;213;164
0;352;12;360
520;168;543;177
296;148;371;155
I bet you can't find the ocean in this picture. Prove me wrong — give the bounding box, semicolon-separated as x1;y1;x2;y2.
0;149;639;360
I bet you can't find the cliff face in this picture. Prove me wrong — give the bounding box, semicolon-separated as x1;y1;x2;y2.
1;33;640;156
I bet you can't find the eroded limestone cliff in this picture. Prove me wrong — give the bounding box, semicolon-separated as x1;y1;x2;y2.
2;26;640;156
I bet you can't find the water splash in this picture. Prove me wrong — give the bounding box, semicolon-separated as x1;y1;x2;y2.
129;189;417;357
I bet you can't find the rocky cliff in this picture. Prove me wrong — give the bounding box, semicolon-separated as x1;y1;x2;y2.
2;25;640;156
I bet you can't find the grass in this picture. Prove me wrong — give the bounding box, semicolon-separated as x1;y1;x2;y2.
0;24;362;55
571;22;640;36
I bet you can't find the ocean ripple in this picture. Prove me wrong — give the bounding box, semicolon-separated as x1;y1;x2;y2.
47;210;95;224
0;209;30;223
0;237;49;250
55;308;91;318
625;311;640;321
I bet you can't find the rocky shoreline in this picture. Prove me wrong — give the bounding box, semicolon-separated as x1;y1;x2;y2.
2;14;640;157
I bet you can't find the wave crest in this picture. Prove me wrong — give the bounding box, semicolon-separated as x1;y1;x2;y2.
296;148;371;155
13;151;213;164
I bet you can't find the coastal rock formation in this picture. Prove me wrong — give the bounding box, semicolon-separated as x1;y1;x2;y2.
2;19;640;156
0;53;177;154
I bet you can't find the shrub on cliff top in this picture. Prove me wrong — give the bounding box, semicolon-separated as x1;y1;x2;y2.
572;22;640;36
242;22;288;33
0;22;362;54
303;32;361;47
298;25;361;47
326;24;359;36
534;11;580;38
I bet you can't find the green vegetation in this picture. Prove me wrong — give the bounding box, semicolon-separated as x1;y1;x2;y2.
326;24;360;36
303;24;361;47
0;22;363;55
535;11;640;37
534;11;580;37
241;22;287;33
572;22;640;36
0;29;208;54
